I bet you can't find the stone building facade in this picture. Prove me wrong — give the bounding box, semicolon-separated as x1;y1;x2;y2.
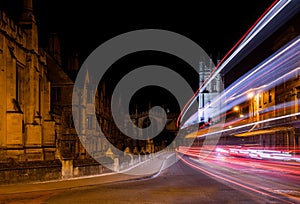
0;0;57;162
0;0;106;182
198;57;222;123
0;0;179;183
221;15;300;151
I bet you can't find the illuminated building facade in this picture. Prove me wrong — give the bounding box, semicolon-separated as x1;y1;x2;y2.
0;0;57;162
198;57;222;123
187;3;300;153
0;0;106;176
220;11;300;151
0;0;181;183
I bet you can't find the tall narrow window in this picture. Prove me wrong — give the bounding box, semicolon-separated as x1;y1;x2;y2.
268;90;272;103
38;77;42;115
16;65;23;104
86;115;92;130
263;92;268;105
52;87;61;102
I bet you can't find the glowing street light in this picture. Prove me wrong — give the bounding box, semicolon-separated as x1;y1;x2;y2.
233;106;239;112
247;92;254;98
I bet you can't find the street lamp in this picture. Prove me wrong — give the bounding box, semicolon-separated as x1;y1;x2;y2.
233;106;244;118
247;92;254;99
233;106;239;112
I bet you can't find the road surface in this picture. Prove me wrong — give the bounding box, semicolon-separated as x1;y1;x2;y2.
0;152;282;204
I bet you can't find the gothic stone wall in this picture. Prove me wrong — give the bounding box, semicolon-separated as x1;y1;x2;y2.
0;160;62;185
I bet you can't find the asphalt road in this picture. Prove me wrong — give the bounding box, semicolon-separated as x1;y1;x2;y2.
45;160;263;203
1;152;297;203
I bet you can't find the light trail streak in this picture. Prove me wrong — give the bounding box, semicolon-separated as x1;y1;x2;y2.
177;0;289;127
200;111;300;138
179;155;295;204
177;146;300;202
177;146;300;163
181;35;300;129
214;36;300;110
224;67;300;104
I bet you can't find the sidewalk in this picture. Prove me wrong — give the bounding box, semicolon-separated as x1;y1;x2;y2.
0;151;175;195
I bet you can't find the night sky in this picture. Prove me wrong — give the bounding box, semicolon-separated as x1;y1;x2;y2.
40;1;275;63
0;0;275;63
0;0;276;112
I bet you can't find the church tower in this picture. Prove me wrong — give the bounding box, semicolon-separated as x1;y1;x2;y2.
198;55;222;123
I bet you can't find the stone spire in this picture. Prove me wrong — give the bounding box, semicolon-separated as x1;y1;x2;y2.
18;0;38;52
19;0;35;22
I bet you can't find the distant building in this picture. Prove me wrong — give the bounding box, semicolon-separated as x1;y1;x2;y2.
198;57;222;123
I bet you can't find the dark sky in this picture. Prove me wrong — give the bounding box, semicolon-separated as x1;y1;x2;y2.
0;0;276;63
0;0;276;112
38;1;275;63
